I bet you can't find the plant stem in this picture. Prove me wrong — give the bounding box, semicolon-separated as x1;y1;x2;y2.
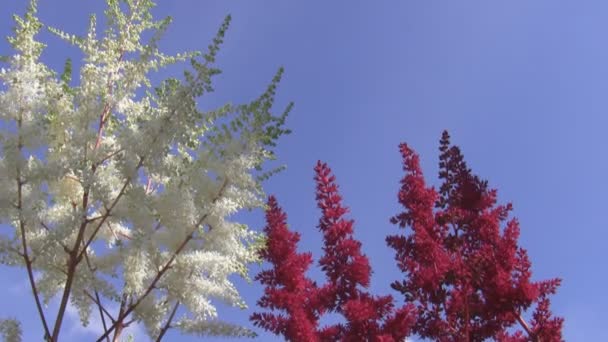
156;301;180;342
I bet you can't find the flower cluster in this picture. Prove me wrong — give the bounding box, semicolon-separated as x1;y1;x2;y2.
387;131;563;341
254;133;562;342
0;1;290;340
252;162;415;342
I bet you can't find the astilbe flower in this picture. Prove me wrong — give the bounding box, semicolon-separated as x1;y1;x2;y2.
252;162;415;342
387;131;563;342
314;161;415;342
0;2;292;340
250;196;321;342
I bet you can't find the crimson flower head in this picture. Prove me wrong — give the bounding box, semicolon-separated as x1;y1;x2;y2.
314;161;415;342
250;196;321;342
252;132;562;342
387;131;563;342
252;163;415;342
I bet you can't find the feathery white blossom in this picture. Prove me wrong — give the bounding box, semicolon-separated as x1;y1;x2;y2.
0;319;22;342
0;1;290;340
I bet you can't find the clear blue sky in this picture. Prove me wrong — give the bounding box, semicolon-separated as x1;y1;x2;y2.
1;1;606;341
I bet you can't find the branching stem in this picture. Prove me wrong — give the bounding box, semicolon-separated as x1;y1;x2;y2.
95;179;228;342
156;301;180;342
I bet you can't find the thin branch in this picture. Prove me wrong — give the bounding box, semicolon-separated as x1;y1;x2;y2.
107;222;132;242
18;189;52;341
86;215;106;223
4;244;25;258
156;301;180;342
39;221;71;254
517;313;536;340
49;264;69;276
157;270;193;342
153;221;162;231
51;186;92;340
82;246;112;342
78;157;145;261
98;234;189;342
145;177;153;194
97;148;125;165
110;293;129;342
83;290;117;324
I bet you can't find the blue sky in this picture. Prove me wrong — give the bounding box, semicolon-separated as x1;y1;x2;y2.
1;1;607;341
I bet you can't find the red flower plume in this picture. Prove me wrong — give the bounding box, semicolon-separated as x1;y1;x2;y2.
387;131;563;342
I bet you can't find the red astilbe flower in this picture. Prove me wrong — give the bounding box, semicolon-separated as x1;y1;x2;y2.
386;131;563;342
250;196;322;342
252;163;415;342
314;161;415;342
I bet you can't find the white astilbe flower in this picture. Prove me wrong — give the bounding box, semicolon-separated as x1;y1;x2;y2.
0;319;22;342
70;279;93;327
131;295;169;339
176;318;257;338
123;242;151;296
0;1;291;340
